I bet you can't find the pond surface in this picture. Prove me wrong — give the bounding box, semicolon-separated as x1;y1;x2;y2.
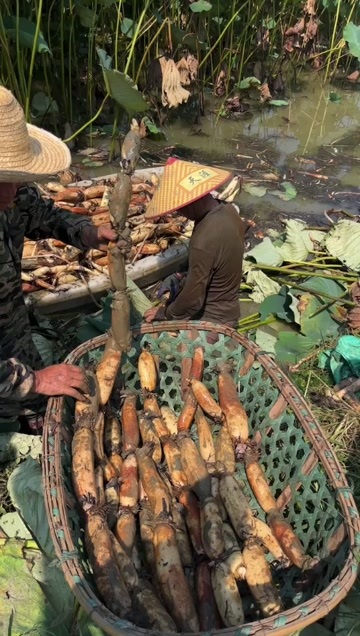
74;72;360;222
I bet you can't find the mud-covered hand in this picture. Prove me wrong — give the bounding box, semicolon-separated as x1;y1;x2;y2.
144;306;167;323
80;223;129;251
157;272;185;302
96;224;130;251
32;364;90;402
97;224;119;247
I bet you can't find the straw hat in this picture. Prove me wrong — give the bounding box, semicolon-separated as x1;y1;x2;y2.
0;87;71;182
145;157;232;219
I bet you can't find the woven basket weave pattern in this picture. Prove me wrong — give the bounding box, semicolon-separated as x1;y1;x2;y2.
43;321;360;636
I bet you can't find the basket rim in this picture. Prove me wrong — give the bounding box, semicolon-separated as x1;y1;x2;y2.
42;320;360;636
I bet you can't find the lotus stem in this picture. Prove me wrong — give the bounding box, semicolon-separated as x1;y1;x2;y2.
308;290;355;319
286;262;345;270
237;316;277;334
276;279;354;306
309;256;343;263
199;6;242;70
124;3;149;76
325;0;342;80
254;265;358;282
63;94;110;143
238;312;260;325
135;18;169;85
25;0;44;121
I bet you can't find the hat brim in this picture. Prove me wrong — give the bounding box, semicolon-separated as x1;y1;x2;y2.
0;124;71;183
145;172;231;219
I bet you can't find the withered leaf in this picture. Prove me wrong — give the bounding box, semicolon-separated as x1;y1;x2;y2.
347;70;360;83
215;69;226;97
304;0;316;16
256;27;270;51
285;18;305;36
176;57;191;85
303;17;318;44
226;95;242;111
187;54;199;81
297;295;310;315
284;37;295;53
331;305;348;322
312;56;322;70
260;82;272;103
347;307;360;330
351;281;360;305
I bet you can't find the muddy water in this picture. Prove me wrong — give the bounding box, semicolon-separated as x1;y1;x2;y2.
75;72;360;221
156;75;360;218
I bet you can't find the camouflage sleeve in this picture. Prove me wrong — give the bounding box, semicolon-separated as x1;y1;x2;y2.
15;185;93;251
0;358;35;400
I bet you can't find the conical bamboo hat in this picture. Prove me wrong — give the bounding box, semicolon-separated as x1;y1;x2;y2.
145;157;232;218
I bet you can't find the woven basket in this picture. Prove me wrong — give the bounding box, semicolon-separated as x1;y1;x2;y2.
42;321;360;636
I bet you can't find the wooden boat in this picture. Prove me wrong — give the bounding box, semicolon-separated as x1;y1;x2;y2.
23;167;190;314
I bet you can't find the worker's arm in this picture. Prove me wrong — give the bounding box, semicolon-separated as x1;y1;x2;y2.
164;244;214;320
15;185;95;251
0;358;35;401
0;357;90;403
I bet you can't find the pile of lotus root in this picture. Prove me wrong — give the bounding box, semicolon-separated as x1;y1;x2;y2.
22;175;193;295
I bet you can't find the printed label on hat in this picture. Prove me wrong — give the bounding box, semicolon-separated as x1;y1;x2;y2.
179;168;217;192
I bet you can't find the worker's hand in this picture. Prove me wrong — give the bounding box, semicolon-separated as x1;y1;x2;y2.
144;306;167;323
80;224;129;251
156;272;185;302
32;364;90;402
96;224;118;249
97;224;130;251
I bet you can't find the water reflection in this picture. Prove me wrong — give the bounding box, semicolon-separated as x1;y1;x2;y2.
73;72;360;215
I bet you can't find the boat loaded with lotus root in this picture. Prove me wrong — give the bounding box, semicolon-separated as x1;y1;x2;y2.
23;126;244;315
24;165;192;314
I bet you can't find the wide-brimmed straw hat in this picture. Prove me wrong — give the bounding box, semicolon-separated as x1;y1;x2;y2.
0;86;71;182
145;157;232;219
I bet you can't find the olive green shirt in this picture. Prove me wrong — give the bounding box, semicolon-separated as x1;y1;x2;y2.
165;202;245;325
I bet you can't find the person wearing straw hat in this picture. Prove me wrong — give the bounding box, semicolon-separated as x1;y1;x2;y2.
144;157;246;329
0;87;123;432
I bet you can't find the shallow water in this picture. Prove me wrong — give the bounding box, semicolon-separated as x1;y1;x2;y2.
156;74;360;217
166;90;359;159
75;72;360;220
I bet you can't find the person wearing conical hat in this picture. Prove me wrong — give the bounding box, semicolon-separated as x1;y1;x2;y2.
0;87;123;432
144;157;246;328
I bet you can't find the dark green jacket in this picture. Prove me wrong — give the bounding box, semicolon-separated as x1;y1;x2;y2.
0;185;93;425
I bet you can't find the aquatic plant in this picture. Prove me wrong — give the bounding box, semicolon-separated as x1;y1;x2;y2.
0;0;359;138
